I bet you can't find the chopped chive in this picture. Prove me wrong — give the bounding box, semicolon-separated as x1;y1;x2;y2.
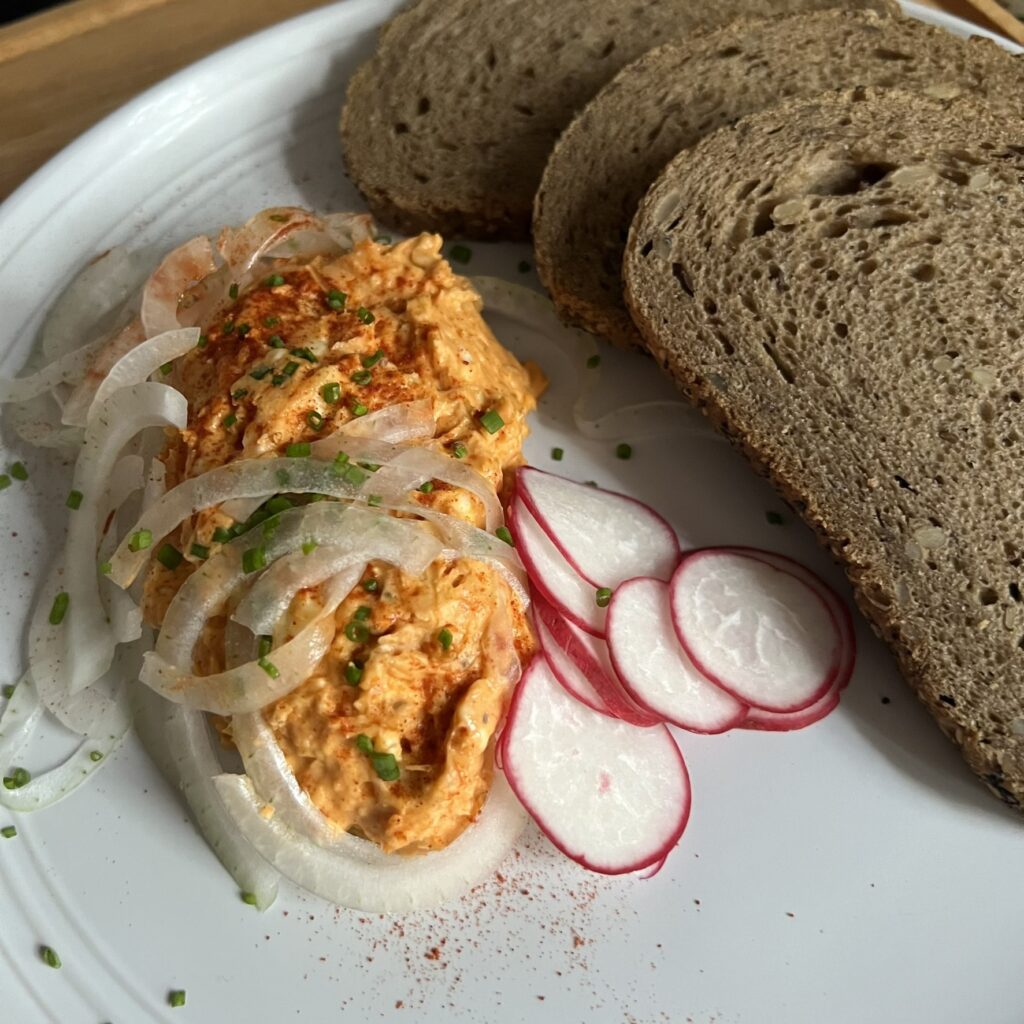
355;733;373;755
766;510;785;526
242;546;267;574
263;316;281;327
10;462;27;481
327;289;347;311
257;635;273;658
283;360;300;377
495;526;514;546
362;578;379;593
615;443;632;460
551;447;564;461
351;402;368;417
190;543;210;560
361;349;384;369
345;620;370;643
249;366;272;380
40;946;61;969
418;481;434;494
49;592;69;626
160;362;173;376
452;441;468;460
271;374;286;387
268;334;286;349
66;489;84;510
212;527;232;544
479;408;504;434
370;751;400;782
274;465;290;484
367;494;382;507
269;213;289;222
99;561;112;575
0;476;10;491
353;605;372;622
258;657;279;679
265;496;292;514
344;661;363;686
517;259;531;274
156;544;183;570
438;627;454;651
449;244;472;264
375;234;392;244
197;334;209;348
232;388;249;400
266;274;285;288
4;767;30;789
1;826;16;839
301;539;318;556
229;283;239;299
223;413;237;428
261;514;282;541
291;347;317;363
285;442;311;458
351;369;372;386
223;321;235;336
355;306;375;325
321;382;341;404
1;685;14;699
586;354;601;369
168;990;186;1008
596;587;613;608
236;323;251;337
129;529;152;552
241;891;259;906
88;751;103;763
343;465;368;486
357;461;380;472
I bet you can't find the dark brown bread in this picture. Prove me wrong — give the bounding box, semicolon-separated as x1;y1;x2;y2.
624;88;1024;809
339;0;896;241
535;9;1024;348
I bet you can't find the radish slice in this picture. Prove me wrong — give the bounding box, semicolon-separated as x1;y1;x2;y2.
669;550;840;713
500;657;690;874
516;468;680;587
508;498;606;635
533;596;659;726
607;578;746;734
742;683;841;732
533;614;612;717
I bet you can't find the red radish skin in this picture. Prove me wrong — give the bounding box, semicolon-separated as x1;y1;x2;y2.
499;656;691;875
607;577;747;734
534;607;614;718
534;594;661;727
742;682;842;732
516;467;681;588
508;498;606;636
670;549;841;713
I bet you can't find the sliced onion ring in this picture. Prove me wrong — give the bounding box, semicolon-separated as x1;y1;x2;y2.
141;235;217;337
0;335;108;404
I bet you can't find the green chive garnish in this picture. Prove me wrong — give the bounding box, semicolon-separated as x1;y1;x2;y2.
242;546;267;574
285;442;310;458
268;334;286;349
367;494;382;507
479;409;504;434
344;661;363;686
266;274;285;287
10;462;28;481
263;316;280;327
129;529;152;551
156;544;183;570
4;767;30;789
345;620;370;644
1;685;14;699
168;990;186;1008
257;635;273;658
301;539;318;556
88;751;103;763
351;369;372;386
370;751;399;782
49;593;69;625
449;244;472;264
351;402;368;417
355;307;375;325
241;891;258;906
343;464;368;486
615;443;632;460
362;578;378;593
222;322;235;336
198;334;209;348
250;366;271;380
223;413;237;428
353;605;372;622
265;496;292;514
66;489;84;510
232;388;248;400
587;354;601;369
438;628;454;651
0;476;10;491
418;481;434;494
495;526;514;546
229;283;239;299
258;657;279;679
40;946;61;969
160;362;173;375
355;733;373;755
189;543;209;561
551;447;564;461
361;349;384;369
596;587;613;608
99;561;112;575
375;234;392;244
327;289;347;310
306;411;324;431
276;468;291;486
452;442;467;460
291;347;317;363
1;825;16;839
269;213;289;222
212;527;232;544
283;360;299;377
236;323;251;337
321;382;341;404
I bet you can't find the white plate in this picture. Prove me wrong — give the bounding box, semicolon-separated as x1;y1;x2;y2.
0;3;1020;1022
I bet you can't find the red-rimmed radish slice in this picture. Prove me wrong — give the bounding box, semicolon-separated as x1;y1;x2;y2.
723;547;856;693
534;595;660;727
534;612;612;717
670;550;840;713
635;854;668;880
516;467;680;587
500;657;690;875
742;682;841;732
607;578;746;734
508;498;606;635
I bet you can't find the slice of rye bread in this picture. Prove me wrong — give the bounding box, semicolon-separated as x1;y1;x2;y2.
535;9;1024;349
623;87;1024;810
339;0;896;241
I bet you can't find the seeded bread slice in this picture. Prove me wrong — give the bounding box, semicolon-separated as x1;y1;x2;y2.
535;9;1024;349
339;0;896;241
624;87;1024;809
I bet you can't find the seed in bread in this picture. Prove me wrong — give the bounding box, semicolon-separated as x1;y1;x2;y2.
535;9;1024;349
339;0;897;241
624;87;1024;809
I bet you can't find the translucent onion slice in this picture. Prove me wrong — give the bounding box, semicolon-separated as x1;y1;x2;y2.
83;327;199;423
217;207;323;276
329;399;434;443
7;392;83;449
59;319;148;427
41;245;143;362
54;382;186;695
141;235;217;337
323;211;376;248
213;771;527;913
131;687;278;910
0;335;109;404
0;673;44;766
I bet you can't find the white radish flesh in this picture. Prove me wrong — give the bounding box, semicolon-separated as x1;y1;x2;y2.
507;499;606;635
500;656;690;874
742;683;841;732
607;578;746;734
533;608;612;717
516;467;680;587
670;550;840;713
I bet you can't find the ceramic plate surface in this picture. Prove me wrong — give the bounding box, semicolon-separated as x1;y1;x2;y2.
0;3;1020;1021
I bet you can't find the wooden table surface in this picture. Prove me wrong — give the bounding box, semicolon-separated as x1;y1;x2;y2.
0;0;1017;202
